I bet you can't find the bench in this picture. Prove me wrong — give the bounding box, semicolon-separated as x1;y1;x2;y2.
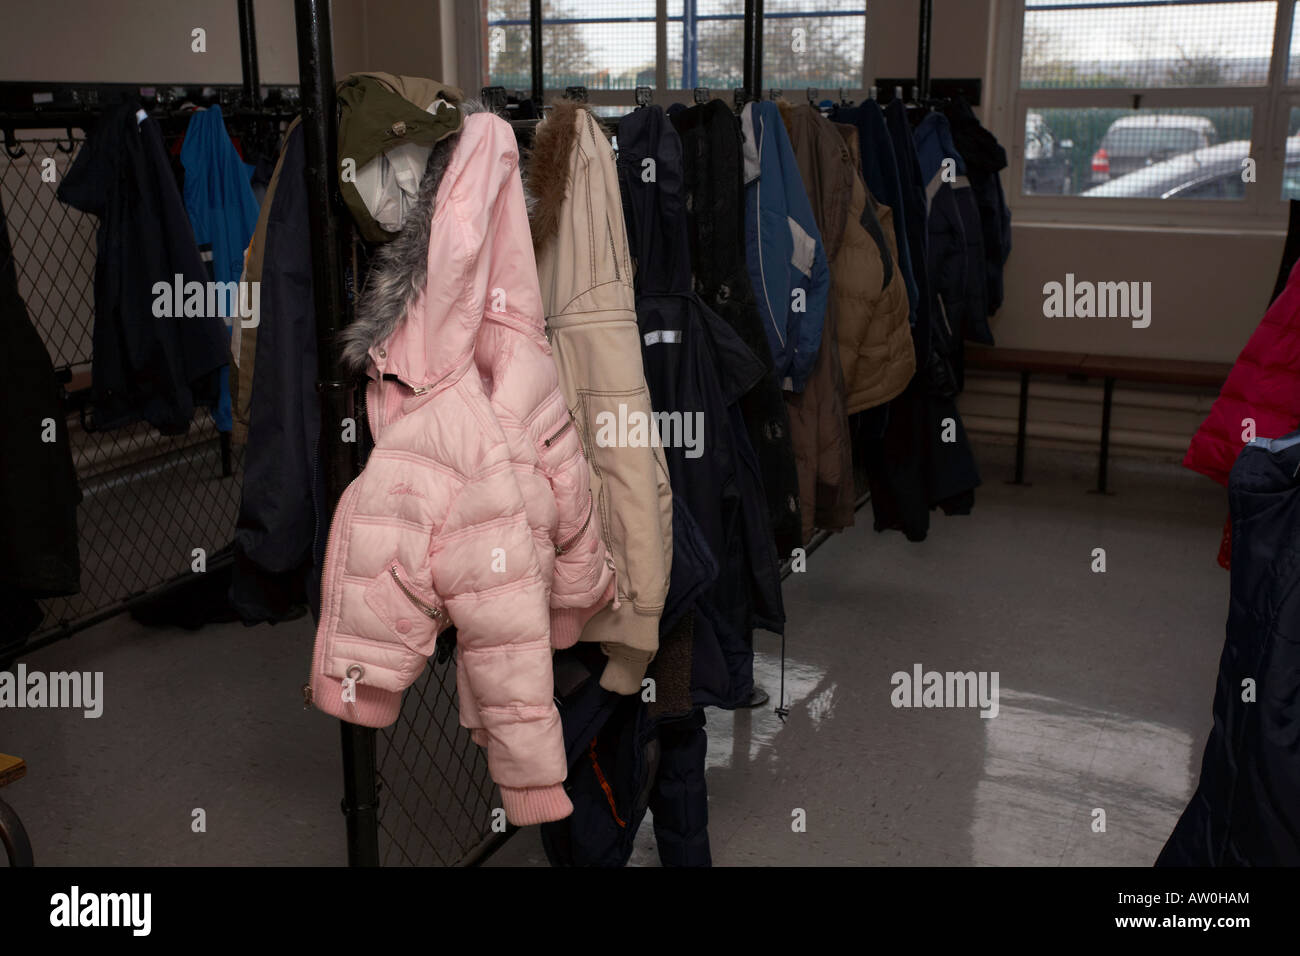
0;753;33;866
966;347;1232;493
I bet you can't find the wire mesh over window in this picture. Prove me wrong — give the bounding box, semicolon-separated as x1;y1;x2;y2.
1021;0;1278;89
1022;106;1253;198
667;0;747;91
544;0;656;90
487;1;865;93
486;0;658;90
1;136;242;638
377;650;498;866
762;0;865;91
485;0;535;91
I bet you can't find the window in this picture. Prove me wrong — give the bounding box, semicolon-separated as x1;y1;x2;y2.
484;1;866;103
1008;0;1300;221
762;0;866;92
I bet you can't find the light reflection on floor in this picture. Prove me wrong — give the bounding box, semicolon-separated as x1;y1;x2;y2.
970;689;1194;866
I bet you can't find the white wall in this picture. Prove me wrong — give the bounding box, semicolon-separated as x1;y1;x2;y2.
0;0;306;84
0;0;464;87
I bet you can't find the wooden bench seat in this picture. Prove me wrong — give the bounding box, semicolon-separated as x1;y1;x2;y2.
967;346;1232;492
0;753;25;788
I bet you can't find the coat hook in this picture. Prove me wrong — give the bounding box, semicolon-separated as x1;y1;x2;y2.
4;128;25;159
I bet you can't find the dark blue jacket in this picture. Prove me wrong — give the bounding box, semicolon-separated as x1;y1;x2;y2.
914;112;992;389
941;97;1011;317
58;100;228;435
834;101;920;325
618;104;785;711
671;100;804;558
230;124;324;623
884;99;935;367
741;101;828;393
1158;432;1300;865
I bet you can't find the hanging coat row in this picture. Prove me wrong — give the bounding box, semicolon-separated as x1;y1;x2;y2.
298;85;1011;859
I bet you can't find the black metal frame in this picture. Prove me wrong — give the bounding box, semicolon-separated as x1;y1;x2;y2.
291;0;381;868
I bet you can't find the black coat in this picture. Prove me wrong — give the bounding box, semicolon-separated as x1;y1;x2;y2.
1157;433;1300;865
57;101;227;435
670;100;804;559
1;194;81;641
864;103;980;541
230;125;323;623
541;645;711;867
618;104;785;711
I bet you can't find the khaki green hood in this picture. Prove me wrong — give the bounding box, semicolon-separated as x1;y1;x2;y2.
336;73;464;242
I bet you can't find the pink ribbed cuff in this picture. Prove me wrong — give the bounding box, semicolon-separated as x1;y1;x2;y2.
311;674;403;728
550;577;617;649
500;784;573;826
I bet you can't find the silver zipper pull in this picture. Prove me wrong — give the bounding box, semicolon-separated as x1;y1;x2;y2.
301;681;313;710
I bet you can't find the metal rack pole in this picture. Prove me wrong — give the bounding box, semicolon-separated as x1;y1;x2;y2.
237;0;262;109
293;0;379;868
530;0;543;105
743;0;764;100
916;0;932;101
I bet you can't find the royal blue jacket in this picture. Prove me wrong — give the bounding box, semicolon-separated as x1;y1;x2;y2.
180;105;260;433
740;101;828;394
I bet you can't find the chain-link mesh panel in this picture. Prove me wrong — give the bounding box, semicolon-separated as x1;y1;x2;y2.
6;131;493;868
1022;0;1277;90
377;650;498;866
2;136;243;635
3;139;95;367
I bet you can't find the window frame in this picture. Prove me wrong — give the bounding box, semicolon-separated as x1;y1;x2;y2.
991;0;1300;230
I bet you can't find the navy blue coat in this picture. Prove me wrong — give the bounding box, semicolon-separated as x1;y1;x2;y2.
618;104;785;711
834;101;920;326
1158;433;1300;865
58;101;228;435
671;100;804;559
941;98;1011;318
230;124;324;623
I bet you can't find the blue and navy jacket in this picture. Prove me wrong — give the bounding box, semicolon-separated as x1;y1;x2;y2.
740;101;828;394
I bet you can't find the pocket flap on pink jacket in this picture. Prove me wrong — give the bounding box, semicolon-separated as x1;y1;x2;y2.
364;559;449;658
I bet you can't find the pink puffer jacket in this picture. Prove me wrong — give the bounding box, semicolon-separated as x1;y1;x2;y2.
308;107;614;826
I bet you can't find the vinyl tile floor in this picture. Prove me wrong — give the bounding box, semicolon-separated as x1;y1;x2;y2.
4;441;1230;866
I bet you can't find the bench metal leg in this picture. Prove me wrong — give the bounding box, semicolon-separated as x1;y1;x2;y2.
1009;370;1030;485
1093;376;1116;495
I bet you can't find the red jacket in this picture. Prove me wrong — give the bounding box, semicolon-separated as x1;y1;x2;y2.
1184;258;1300;487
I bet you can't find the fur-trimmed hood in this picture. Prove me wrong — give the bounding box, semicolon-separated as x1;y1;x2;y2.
338;99;507;376
524;98;634;328
524;98;583;256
